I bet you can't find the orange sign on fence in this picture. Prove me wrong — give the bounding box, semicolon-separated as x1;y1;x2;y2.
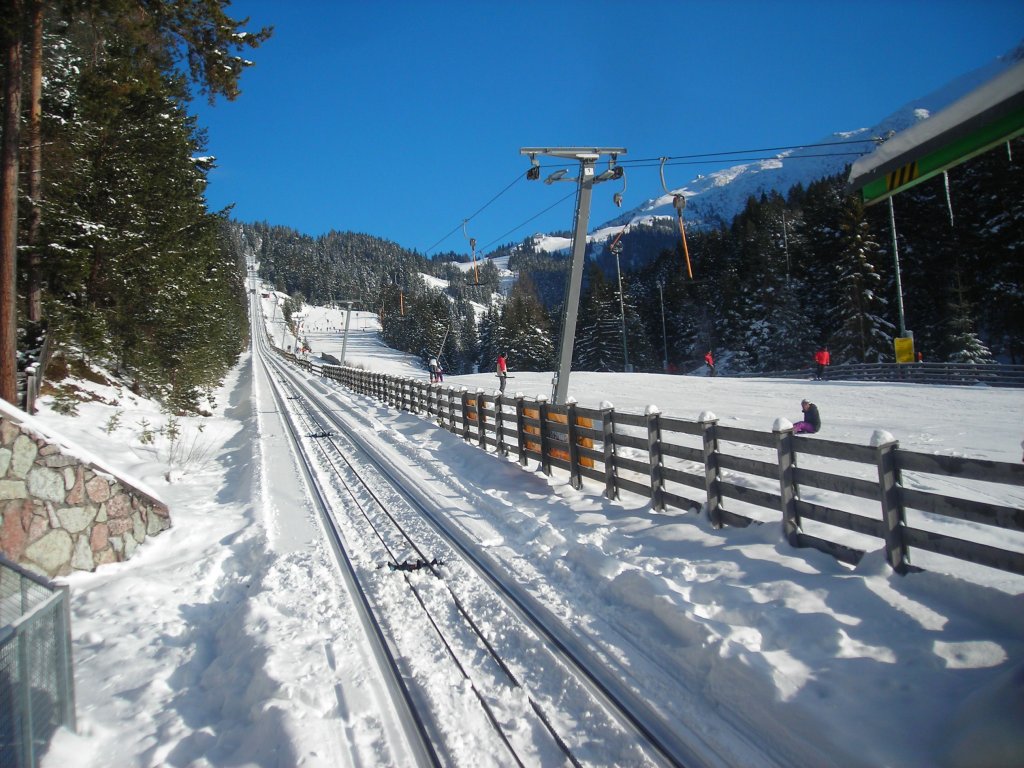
536;411;593;466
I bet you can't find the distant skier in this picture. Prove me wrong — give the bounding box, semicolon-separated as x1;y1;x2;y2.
429;357;440;383
814;347;831;380
704;350;716;377
497;352;508;393
793;399;821;434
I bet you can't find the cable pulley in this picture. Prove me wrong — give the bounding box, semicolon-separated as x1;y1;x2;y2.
612;161;626;207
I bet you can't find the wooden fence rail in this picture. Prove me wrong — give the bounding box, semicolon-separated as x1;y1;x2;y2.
283;352;1024;579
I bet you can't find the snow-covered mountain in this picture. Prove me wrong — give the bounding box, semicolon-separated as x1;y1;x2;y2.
526;41;1023;255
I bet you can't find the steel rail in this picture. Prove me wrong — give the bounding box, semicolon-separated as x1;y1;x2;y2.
271;355;704;768
252;299;442;767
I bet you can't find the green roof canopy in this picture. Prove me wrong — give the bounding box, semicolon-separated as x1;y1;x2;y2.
848;60;1024;205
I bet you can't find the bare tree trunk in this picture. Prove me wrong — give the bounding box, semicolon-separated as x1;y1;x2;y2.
0;1;25;405
27;0;43;323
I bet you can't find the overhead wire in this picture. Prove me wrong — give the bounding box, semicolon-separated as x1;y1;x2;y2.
427;136;876;258
424;171;524;255
480;187;578;253
617;137;877;168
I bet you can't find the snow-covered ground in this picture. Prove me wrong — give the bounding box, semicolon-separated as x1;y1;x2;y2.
33;296;1024;767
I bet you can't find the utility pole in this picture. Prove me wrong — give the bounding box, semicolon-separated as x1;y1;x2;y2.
339;301;355;365
612;239;629;372
888;196;907;338
658;281;668;371
521;147;626;404
782;209;790;285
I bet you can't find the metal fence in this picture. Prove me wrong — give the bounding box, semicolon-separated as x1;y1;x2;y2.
283;351;1024;581
16;329;51;415
0;557;76;768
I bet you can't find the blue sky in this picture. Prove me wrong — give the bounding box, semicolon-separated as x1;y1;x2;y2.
193;1;1024;255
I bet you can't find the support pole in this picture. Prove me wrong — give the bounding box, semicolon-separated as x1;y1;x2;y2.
340;301;354;365
520;147;626;404
658;282;668;371
888;196;907;338
553;157;595;403
613;241;629;372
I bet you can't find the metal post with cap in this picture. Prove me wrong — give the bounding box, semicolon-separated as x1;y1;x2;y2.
520;147;626;404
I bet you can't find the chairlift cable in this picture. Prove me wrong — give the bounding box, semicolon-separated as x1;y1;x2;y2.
425;171;524;255
427;138;872;261
479;187;578;252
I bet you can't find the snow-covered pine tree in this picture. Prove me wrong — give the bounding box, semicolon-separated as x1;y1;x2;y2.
830;196;895;363
944;274;994;364
574;264;627;372
499;273;553;372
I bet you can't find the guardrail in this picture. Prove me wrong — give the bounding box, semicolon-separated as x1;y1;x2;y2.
0;555;76;768
736;360;1024;387
281;351;1024;579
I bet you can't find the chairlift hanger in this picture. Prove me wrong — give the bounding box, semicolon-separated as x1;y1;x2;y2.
659;156;694;279
462;219;480;285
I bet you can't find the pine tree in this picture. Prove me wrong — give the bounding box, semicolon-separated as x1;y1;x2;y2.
944;274;994;364
574;264;626;372
0;0;270;406
500;273;553;371
830;196;895;363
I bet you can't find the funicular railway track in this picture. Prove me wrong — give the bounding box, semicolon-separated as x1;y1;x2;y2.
254;331;710;767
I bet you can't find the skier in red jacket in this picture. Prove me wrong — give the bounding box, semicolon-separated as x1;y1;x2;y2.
814;347;831;380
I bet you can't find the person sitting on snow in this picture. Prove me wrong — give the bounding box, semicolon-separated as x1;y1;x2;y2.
793;399;821;434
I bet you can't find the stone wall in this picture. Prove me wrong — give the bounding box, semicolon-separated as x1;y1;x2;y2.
0;409;171;578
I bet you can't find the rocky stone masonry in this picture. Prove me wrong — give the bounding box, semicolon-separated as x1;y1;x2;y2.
0;412;171;578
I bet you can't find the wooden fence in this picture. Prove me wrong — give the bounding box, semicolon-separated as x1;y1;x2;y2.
284;353;1024;579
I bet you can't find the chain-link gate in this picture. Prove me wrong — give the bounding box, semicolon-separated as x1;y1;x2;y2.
0;557;75;768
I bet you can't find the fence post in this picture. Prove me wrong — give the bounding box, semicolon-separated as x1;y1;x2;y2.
516;396;528;467
875;436;909;574
18;627;36;766
57;585;77;730
495;394;507;456
602;404;617;499
567;400;582;490
775;422;801;546
460;389;472;441
538;396;552;476
700;414;722;528
476;388;486;448
647;406;665;511
25;365;36;413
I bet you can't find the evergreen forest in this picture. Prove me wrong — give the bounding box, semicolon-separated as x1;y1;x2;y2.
0;1;269;412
